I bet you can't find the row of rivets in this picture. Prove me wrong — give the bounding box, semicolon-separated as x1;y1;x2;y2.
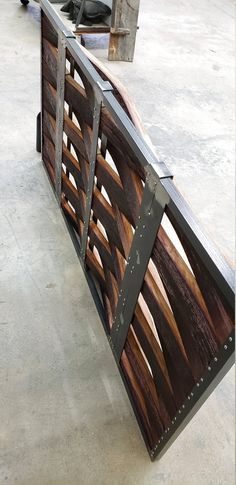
150;340;234;457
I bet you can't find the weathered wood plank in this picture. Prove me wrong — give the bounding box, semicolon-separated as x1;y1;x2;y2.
166;207;235;345
109;0;140;62
152;232;219;381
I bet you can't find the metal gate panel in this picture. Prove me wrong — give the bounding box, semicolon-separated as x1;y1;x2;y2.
40;0;235;461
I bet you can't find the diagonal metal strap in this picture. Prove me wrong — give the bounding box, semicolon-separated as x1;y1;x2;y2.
110;166;170;360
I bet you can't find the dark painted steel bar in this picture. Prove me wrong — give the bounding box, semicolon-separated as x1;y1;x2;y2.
80;81;113;263
54;33;66;202
111;166;170;359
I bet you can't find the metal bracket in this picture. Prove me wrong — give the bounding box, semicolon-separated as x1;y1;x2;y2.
95;80;113;104
110;27;130;36
62;29;76;39
110;166;170;360
54;34;66;204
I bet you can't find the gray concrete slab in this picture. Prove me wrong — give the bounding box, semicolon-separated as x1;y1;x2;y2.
0;1;234;484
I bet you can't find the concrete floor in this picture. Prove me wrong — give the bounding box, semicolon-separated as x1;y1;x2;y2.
0;1;234;484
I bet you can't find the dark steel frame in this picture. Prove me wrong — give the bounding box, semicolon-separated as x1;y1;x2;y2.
40;0;235;461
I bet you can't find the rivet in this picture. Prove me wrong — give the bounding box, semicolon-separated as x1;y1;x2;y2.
191;392;194;397
200;378;204;382
208;366;211;371
172;421;174;424
178;410;181;414
136;226;139;230
143;225;146;229
182;405;185;409
224;345;228;350
128;256;131;261
188;396;191;400
197;383;200;387
138;216;141;220
229;337;232;342
214;357;218;362
165;429;167;434
161;436;164;440
140;234;143;238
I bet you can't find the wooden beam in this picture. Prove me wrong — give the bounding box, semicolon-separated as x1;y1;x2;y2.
109;0;140;62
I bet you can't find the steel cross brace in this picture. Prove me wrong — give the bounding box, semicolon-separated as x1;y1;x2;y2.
80;80;113;264
54;30;76;204
110;166;170;360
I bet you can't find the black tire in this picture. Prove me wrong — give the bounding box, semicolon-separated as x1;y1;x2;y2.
21;0;29;5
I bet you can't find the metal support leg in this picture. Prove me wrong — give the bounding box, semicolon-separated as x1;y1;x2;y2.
110;166;170;360
75;0;86;29
36;112;41;153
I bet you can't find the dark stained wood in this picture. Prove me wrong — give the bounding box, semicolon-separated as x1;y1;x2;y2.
121;329;164;448
42;13;58;48
42;38;58;83
166;206;235;346
152;231;219;381
132;305;177;422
